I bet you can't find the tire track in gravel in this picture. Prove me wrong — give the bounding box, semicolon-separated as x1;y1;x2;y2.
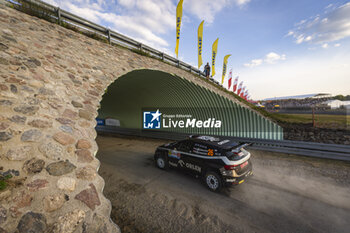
96;135;350;233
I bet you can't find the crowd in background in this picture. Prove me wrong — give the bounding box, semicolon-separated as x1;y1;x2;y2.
261;97;333;110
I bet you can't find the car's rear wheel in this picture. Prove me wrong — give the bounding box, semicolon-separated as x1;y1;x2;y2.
155;154;168;170
204;171;222;192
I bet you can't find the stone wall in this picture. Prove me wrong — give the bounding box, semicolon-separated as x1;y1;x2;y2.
282;123;350;145
0;5;261;232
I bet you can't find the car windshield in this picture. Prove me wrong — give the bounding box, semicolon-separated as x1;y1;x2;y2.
163;142;178;147
225;142;240;148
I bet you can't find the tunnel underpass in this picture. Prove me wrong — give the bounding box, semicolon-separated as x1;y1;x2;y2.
98;69;283;139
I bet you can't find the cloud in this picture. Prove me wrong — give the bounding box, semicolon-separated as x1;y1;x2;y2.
265;52;286;64
43;0;58;5
244;52;286;67
235;0;251;6
325;3;333;9
295;35;305;44
334;43;341;47
238;51;350;100
322;43;328;48
286;31;294;36
184;0;250;24
244;59;263;67
43;0;175;52
287;2;350;44
305;36;312;41
43;0;250;55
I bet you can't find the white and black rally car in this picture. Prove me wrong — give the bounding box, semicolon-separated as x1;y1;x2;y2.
154;135;253;192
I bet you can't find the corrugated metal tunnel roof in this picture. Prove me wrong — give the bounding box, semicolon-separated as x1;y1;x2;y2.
98;69;283;140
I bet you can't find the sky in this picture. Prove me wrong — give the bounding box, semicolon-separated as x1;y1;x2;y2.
44;0;350;100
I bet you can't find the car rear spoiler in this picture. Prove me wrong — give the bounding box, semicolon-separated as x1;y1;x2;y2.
231;142;252;152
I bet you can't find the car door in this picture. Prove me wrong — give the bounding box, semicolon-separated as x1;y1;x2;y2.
179;141;203;175
167;142;183;168
191;143;212;175
176;140;195;172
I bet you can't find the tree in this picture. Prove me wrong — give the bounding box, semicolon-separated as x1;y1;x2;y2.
333;95;350;101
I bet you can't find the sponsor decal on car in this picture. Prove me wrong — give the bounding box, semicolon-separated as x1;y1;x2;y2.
196;136;220;141
207;149;214;156
226;178;236;182
185;163;201;172
217;139;230;145
168;150;181;159
169;161;178;167
177;160;201;172
178;160;185;167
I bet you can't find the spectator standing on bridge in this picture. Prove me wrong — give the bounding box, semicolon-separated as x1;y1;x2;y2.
204;62;210;80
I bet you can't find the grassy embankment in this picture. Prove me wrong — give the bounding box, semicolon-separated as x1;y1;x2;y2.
272;113;350;129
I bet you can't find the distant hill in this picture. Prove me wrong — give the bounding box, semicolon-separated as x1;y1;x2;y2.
333;95;350;101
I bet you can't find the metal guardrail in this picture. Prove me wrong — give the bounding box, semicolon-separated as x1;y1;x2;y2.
8;0;210;79
9;0;350;161
95;126;350;162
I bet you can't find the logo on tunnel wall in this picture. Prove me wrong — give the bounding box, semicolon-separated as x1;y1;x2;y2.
143;109;162;129
142;108;222;130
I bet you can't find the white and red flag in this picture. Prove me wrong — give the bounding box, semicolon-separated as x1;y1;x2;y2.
240;86;246;97
228;69;232;90
233;76;239;93
237;81;243;95
244;90;249;100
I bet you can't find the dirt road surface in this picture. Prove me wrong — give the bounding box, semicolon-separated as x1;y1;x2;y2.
96;135;350;233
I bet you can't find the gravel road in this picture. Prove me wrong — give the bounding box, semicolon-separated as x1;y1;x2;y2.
96;135;350;233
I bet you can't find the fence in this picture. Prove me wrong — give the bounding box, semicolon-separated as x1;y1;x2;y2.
7;0;209;79
96;126;350;162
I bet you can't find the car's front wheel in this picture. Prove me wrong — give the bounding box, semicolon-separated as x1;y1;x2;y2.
155;154;168;170
204;171;222;192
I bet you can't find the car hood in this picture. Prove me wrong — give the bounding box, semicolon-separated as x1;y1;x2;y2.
159;142;175;149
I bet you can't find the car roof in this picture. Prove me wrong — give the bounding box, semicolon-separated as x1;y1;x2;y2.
188;135;239;149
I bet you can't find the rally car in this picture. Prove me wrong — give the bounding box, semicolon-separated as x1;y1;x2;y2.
154;135;253;192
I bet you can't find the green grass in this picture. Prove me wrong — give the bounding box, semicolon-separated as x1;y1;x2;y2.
60;21;80;33
0;180;7;190
0;174;12;191
272;113;350;129
130;48;152;57
13;0;56;23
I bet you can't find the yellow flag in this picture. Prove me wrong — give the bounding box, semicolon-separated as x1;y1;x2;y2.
198;20;204;68
221;54;231;84
211;38;219;77
175;0;183;58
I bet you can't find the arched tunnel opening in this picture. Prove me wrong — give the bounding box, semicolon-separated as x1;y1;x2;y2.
95;69;284;232
97;69;283;139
